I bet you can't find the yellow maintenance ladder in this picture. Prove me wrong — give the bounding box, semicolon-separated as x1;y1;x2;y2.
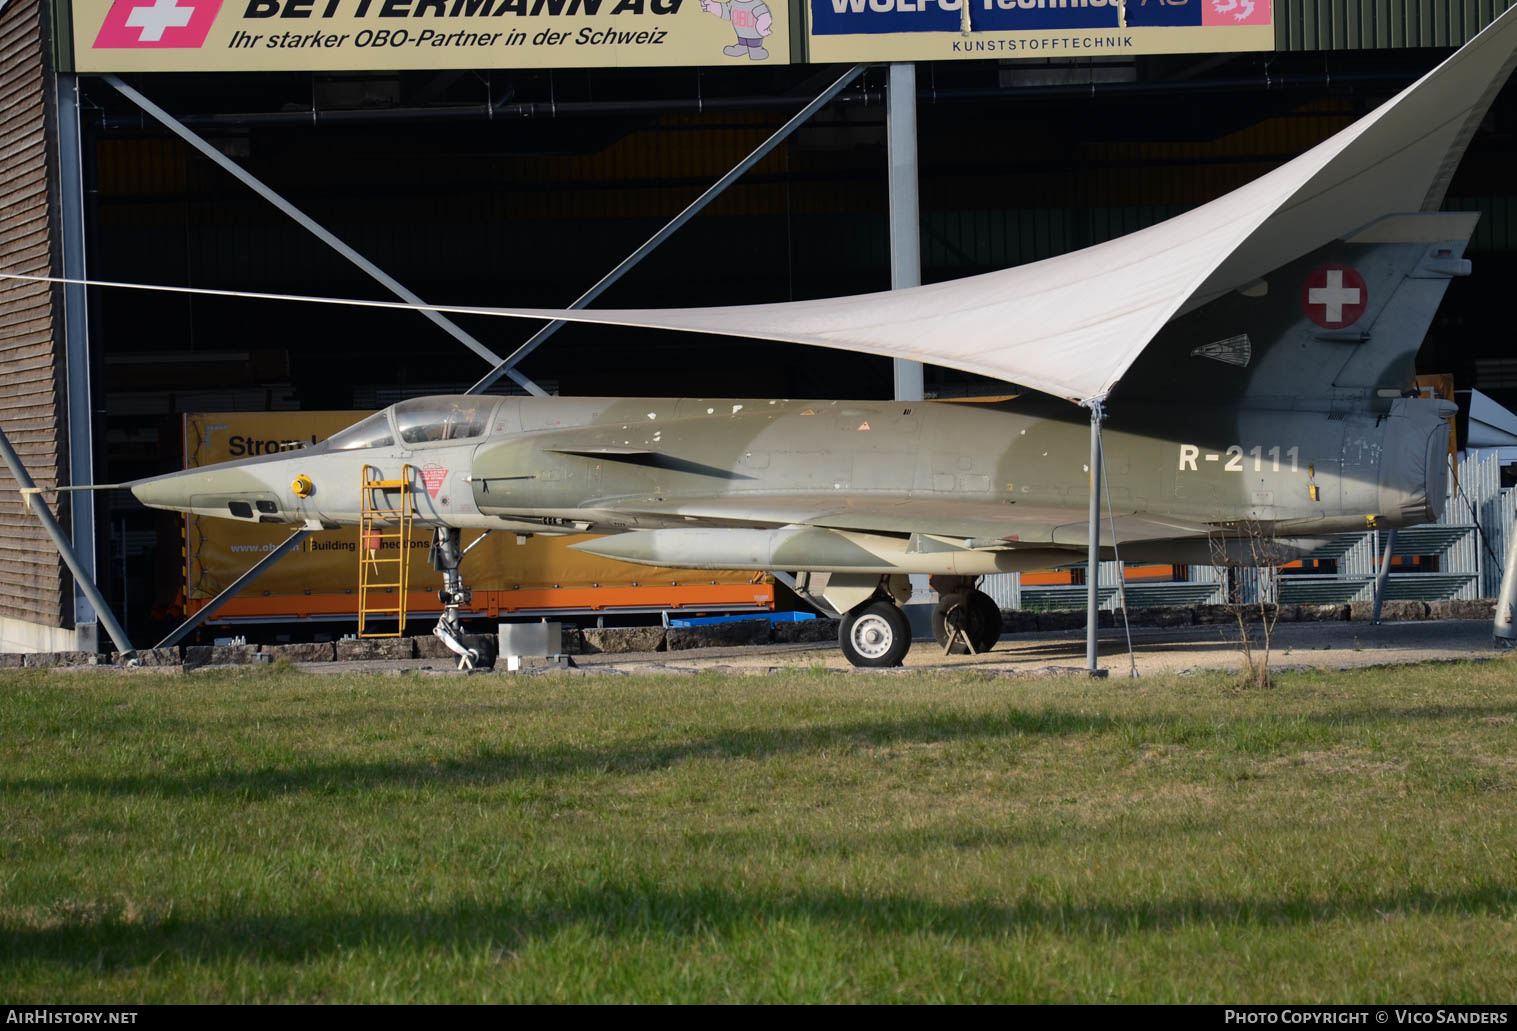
358;464;413;637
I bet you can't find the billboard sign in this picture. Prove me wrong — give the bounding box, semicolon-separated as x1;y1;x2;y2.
806;0;1273;63
70;0;791;71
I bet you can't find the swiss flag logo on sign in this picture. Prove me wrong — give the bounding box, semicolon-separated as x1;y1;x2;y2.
1301;265;1368;329
94;0;222;49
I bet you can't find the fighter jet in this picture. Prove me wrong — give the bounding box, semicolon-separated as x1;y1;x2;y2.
87;8;1517;666
125;207;1468;666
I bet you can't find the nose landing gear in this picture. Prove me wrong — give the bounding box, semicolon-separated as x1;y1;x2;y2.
429;527;480;671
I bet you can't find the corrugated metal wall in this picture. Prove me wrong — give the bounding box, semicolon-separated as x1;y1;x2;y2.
0;0;67;629
1275;0;1517;51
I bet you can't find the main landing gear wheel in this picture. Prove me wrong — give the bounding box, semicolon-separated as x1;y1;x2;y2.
932;589;1003;655
840;599;912;668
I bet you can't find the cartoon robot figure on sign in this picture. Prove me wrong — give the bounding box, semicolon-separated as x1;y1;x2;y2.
700;0;772;60
1211;0;1257;21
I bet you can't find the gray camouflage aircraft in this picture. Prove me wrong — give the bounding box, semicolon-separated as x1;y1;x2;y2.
128;209;1468;667
83;8;1517;667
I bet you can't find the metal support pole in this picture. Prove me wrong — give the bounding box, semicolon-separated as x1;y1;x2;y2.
56;73;100;651
1085;399;1105;676
1370;528;1397;624
467;63;868;396
154;528;312;650
1494;508;1517;646
99;75;547;397
0;427;135;660
886;62;930;614
888;62;924;403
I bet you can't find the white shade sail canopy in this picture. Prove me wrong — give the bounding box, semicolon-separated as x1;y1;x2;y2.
459;6;1517;404
1468;388;1517;448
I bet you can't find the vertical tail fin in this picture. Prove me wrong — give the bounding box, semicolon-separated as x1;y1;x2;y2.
1121;212;1478;407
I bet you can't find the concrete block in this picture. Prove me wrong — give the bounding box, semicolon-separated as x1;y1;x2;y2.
22;651;104;668
1034;609;1085;631
1445;598;1497;620
0;653;24;668
412;633;496;664
131;647;183;666
666;618;770;651
1349;600;1428;622
413;634;452;659
183;644;262;667
1384;600;1431;622
262;642;336;662
1034;609;1112;631
1249;603;1282;624
335;637;415;661
1192;604;1237;626
1194;603;1284;627
772;617;840;644
999;610;1040;634
581;626;666;654
1122;606;1192;628
1295;603;1349;622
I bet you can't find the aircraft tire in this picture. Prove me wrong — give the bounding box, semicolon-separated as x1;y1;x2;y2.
969;589;1002;653
932;589;1001;655
932;592;971;654
840;599;911;668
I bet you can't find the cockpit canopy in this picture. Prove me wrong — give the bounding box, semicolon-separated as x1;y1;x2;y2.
319;395;499;452
392;396;496;445
325;411;394;451
319;396;500;452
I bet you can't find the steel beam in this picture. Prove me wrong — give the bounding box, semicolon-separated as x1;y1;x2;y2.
0;426;134;660
1370;529;1397;624
466;63;868;396
55;73;100;649
154;529;312;650
886;62;929;612
100;75;546;397
1085;399;1105;676
888;62;924;403
1495;507;1517;645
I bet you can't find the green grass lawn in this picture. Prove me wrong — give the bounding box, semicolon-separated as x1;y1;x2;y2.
2;659;1515;1003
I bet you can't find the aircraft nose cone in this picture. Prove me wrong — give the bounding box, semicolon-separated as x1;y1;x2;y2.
128;471;200;512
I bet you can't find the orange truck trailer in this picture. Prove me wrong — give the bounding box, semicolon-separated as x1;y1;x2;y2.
181;411;774;626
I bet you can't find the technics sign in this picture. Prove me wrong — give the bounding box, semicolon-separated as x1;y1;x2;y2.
70;0;791;70
807;0;1273;64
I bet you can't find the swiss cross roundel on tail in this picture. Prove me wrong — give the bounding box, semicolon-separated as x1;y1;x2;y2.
94;0;222;48
1300;264;1369;329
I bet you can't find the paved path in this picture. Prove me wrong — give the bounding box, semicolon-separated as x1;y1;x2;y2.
311;618;1508;677
171;617;1504;678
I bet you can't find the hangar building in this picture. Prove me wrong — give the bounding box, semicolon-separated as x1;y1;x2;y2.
1;0;1514;651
